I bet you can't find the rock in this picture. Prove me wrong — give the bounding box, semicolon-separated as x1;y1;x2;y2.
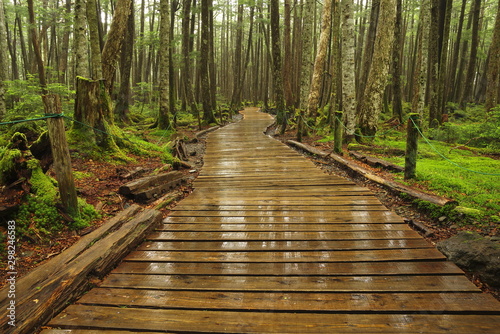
438;216;447;222
437;231;500;287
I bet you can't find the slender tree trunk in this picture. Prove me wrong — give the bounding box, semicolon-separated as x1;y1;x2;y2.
358;0;396;137
230;4;244;111
158;0;171;129
0;0;8;120
101;0;133;97
299;0;315;110
270;0;286;133
485;0;500;112
447;0;467;102
283;0;293;108
434;0;452;125
460;0;482;106
87;0;103;79
201;0;215;124
341;0;357;142
74;0;89;78
427;0;439;124
391;0;403;123
412;0;430;118
115;0;135;124
358;0;380;106
307;0;333;118
169;0;178;124
181;0;199;116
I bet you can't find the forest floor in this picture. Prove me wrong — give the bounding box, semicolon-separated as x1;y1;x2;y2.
1;110;498;301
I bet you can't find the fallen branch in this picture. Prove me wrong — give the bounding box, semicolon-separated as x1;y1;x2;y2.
286;140;457;207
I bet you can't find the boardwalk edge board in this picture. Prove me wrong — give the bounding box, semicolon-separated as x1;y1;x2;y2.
0;205;163;334
286;139;458;207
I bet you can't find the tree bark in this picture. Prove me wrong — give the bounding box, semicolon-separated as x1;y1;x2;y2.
74;0;90;79
299;0;315;110
101;0;132;97
158;0;171;130
306;0;333;118
485;0;500;112
341;0;357;141
391;0;403;123
411;0;430;118
87;0;103;79
358;0;396;138
115;0;135;124
270;0;286;133
181;0;199;117
459;0;482;107
201;0;215;124
0;0;8;120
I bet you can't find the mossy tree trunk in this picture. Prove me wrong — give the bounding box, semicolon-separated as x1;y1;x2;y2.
74;77;114;149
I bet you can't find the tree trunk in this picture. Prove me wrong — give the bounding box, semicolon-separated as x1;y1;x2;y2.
87;0;103;79
411;0;430;119
270;0;286;133
74;0;90;78
485;0;500;112
158;0;171;130
0;0;8;120
358;0;380;109
115;0;135;124
391;0;403;123
341;0;357;141
460;0;482;107
306;0;333;118
283;0;294;108
201;0;215;124
358;0;396;138
230;4;244;111
181;0;199;117
101;0;132;98
299;0;315;110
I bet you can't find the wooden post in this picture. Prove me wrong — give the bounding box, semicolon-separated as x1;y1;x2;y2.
44;95;79;217
404;113;420;180
333;111;343;155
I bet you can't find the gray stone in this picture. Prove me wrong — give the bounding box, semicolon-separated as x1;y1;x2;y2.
437;231;500;287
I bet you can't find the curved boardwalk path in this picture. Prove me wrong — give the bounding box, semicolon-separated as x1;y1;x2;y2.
44;108;500;333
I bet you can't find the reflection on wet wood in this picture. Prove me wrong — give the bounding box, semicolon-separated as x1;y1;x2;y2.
44;108;500;333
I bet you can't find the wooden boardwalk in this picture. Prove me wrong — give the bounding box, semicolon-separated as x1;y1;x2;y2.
43;108;500;333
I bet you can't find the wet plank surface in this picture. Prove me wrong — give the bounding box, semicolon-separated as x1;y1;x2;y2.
44;108;500;333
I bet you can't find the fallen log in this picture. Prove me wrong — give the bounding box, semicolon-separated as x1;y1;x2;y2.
286;140;457;207
349;151;405;173
195;125;220;139
119;171;183;196
0;205;162;334
286;140;329;158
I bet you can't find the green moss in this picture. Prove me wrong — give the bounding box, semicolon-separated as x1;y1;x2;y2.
0;148;22;184
15;160;101;240
73;171;93;180
454;206;483;218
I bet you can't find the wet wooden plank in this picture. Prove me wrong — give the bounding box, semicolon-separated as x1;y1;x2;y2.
124;248;445;263
48;305;500;333
147;230;422;241
173;204;387;211
77;288;500;313
156;222;413;231
112;261;464;276
101;274;476;292
138;239;432;251
162;213;406;224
